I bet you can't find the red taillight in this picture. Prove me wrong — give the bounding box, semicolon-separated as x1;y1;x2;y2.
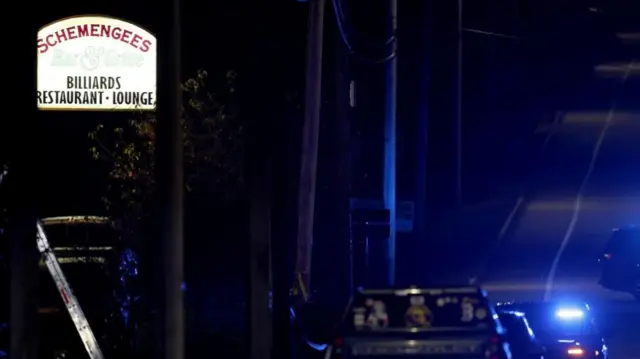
603;253;613;260
485;335;502;359
331;337;344;359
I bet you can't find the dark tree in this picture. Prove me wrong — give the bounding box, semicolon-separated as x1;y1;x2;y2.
88;69;245;352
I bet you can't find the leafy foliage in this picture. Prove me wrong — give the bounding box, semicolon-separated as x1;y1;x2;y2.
88;69;244;240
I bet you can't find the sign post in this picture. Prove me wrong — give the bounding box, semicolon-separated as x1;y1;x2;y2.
155;2;184;358
34;14;183;359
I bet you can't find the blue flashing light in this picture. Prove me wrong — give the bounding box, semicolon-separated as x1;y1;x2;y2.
555;308;584;320
308;342;328;351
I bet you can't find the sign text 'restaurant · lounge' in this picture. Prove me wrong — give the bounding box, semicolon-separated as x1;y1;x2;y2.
37;16;157;111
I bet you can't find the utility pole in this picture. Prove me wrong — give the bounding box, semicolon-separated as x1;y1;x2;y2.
8;173;39;359
246;5;274;359
246;76;272;359
332;10;352;306
295;0;326;295
10;23;39;359
454;0;463;206
415;1;429;285
382;0;398;286
155;0;184;356
248;197;272;359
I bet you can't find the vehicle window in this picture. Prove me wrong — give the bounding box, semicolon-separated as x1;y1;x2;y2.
342;288;494;334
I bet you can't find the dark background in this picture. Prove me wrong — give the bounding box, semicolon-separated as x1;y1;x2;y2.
2;0;638;355
32;0;308;217
2;0;631;297
6;0;630;300
30;0;625;216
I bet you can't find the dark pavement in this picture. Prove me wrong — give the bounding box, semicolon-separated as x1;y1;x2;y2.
476;35;640;358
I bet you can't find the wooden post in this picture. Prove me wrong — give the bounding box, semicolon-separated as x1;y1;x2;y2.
9;20;39;359
295;0;326;295
156;0;184;356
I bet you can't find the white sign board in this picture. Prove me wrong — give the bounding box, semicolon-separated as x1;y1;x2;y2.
37;16;157;111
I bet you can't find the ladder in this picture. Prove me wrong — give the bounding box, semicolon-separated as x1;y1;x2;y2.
37;221;105;359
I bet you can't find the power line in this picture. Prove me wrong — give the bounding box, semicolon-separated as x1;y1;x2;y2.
463;28;520;40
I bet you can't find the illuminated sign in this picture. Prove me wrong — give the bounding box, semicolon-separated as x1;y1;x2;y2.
37;15;156;111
